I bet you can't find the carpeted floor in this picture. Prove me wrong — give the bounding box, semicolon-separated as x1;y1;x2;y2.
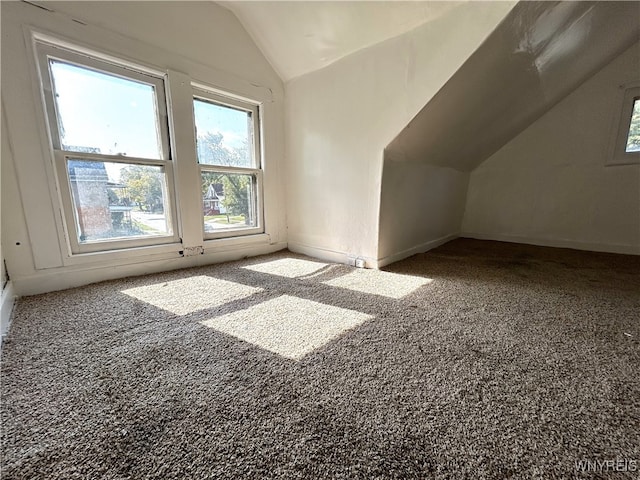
1;239;639;479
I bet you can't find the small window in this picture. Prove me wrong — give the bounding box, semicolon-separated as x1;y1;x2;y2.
193;91;262;238
609;84;640;165
625;98;640;153
37;43;178;253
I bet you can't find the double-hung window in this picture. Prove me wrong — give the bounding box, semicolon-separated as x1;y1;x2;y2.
35;39;264;256
193;89;263;239
37;44;178;253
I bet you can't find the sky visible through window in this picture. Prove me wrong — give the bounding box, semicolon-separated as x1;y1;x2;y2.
193;98;250;153
51;60;249;179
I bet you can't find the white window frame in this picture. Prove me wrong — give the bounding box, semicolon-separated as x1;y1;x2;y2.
32;36;270;259
36;42;180;254
193;87;264;240
608;82;640;166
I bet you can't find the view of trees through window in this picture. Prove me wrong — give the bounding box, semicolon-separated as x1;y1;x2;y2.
41;43;262;250
66;118;256;241
194;97;258;234
626;98;640;152
198;132;256;232
66;131;256;241
67;160;170;242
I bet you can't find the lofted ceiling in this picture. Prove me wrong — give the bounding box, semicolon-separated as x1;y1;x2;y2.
386;0;640;171
220;1;466;82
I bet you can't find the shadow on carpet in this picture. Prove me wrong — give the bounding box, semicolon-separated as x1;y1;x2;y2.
2;239;639;479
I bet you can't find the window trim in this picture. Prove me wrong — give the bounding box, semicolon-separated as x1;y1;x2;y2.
608;82;640;166
193;87;265;240
35;41;180;254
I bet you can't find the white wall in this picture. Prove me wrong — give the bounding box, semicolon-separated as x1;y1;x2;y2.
462;42;640;255
285;2;515;267
1;1;286;296
377;162;468;266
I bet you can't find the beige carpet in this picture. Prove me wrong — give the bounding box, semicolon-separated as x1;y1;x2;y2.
1;239;639;479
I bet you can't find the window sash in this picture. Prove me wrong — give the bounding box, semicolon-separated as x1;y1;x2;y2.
54;152;180;254
192;88;261;170
37;43;180;253
37;43;171;160
193;87;264;240
200;166;264;240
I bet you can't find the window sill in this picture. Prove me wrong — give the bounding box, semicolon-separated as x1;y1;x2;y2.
60;241;183;268
606;152;640;167
56;233;274;269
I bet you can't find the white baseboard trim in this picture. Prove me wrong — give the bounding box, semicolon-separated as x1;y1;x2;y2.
376;233;459;268
460;232;640;255
1;281;17;341
287;242;376;268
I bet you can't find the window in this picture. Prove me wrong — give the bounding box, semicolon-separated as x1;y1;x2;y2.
37;44;177;253
35;39;264;255
193;91;263;238
609;84;640;166
625;98;640;153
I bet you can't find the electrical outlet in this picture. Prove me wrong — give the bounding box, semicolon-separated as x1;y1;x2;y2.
355;258;366;268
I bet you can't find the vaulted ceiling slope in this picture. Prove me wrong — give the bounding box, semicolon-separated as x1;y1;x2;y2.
221;1;467;82
386;1;640;171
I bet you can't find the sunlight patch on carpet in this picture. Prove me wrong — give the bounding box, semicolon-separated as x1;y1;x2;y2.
122;276;262;315
324;269;432;299
242;258;328;278
201;295;372;360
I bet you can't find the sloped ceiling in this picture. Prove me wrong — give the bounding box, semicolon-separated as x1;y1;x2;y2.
221;1;466;82
221;1;638;174
386;1;640;171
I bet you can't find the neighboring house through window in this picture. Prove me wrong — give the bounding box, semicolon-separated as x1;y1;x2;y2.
35;38;264;255
194;93;262;238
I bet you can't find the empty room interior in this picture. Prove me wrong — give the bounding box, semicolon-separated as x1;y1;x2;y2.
1;0;639;478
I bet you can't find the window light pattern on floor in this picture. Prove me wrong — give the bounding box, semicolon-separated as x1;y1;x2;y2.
122;276;262;315
323;269;432;299
201;295;372;360
242;258;328;278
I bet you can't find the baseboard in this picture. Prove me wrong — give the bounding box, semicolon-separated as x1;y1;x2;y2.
460;232;640;255
287;242;376;268
376;233;459;268
1;281;17;342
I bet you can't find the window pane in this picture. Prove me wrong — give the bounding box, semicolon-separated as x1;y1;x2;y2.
67;159;171;243
50;60;163;159
626;99;640;153
202;172;257;233
194;99;253;167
